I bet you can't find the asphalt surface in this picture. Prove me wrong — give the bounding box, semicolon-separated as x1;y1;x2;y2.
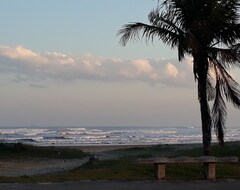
1;180;240;190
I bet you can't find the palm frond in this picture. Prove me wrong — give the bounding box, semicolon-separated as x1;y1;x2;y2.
217;24;240;45
154;13;190;61
207;0;240;45
117;22;182;49
209;51;240;145
206;71;216;101
222;70;240;109
212;85;226;146
209;58;240;110
212;65;227;146
209;44;240;69
213;61;240;109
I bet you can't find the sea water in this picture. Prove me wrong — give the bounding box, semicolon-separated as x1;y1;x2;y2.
0;126;239;146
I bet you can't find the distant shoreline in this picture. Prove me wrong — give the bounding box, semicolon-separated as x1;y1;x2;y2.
1;126;239;146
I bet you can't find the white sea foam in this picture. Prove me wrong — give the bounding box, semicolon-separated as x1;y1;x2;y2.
0;126;239;146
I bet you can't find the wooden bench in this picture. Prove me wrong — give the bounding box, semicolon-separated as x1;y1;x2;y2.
138;156;238;180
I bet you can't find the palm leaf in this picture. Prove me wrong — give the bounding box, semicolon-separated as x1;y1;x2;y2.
206;71;216;101
117;22;181;49
215;62;240;109
209;44;240;69
222;71;240;109
212;65;227;146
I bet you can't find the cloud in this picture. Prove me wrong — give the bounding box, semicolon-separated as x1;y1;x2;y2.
0;45;195;87
132;59;154;74
45;52;75;65
0;45;48;64
165;63;179;78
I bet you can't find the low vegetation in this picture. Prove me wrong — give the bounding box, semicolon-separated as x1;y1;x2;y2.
0;143;89;159
0;142;240;183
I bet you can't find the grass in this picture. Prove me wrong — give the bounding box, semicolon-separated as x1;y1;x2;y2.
0;142;240;183
0;143;89;159
176;142;240;158
0;159;154;183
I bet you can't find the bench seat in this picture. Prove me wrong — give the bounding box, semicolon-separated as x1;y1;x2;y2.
138;156;238;180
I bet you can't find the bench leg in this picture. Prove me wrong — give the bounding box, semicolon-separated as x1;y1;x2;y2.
155;164;166;180
207;163;216;180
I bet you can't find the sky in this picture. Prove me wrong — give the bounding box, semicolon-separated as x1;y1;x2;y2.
0;0;239;127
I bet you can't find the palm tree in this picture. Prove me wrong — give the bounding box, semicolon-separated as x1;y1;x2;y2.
117;0;240;155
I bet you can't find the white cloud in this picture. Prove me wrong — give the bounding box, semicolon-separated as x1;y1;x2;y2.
0;45;48;64
150;73;160;80
165;63;179;78
0;45;195;87
185;56;193;67
132;59;154;74
45;52;75;65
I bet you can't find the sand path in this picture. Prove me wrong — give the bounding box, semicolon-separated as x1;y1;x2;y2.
0;144;201;177
0;158;88;177
0;145;142;177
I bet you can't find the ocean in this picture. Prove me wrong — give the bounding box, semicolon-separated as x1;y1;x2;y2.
0;126;239;146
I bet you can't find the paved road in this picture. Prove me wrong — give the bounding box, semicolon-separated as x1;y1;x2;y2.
1;180;240;190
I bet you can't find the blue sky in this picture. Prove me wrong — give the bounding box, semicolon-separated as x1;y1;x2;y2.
0;0;239;127
0;0;175;59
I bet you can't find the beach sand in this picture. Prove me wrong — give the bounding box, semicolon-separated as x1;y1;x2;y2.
0;158;88;177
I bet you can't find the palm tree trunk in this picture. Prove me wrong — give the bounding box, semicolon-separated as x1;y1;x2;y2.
198;80;212;156
195;56;212;156
196;55;212;179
